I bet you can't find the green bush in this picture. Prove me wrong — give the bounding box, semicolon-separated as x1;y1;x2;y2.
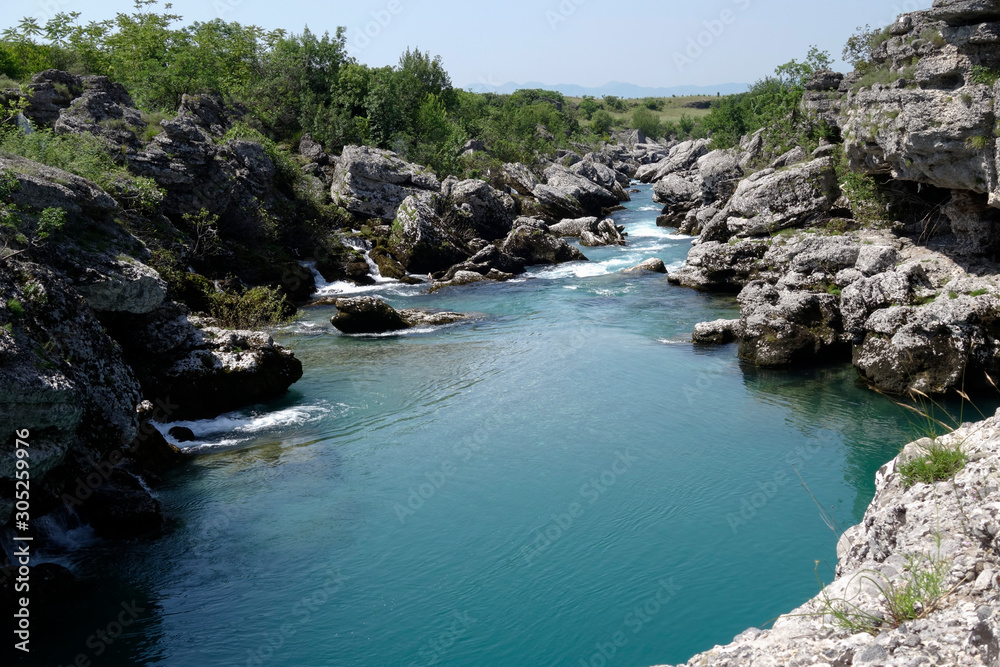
971;66;1000;87
208;284;294;329
0;126;164;211
630;107;661;139
6;297;24;317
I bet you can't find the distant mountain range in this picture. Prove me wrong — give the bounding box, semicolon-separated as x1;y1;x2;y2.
463;80;750;98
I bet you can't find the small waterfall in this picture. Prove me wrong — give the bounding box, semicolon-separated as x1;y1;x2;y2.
344;237;396;284
301;260;334;292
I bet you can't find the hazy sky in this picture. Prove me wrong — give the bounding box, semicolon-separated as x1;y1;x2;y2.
1;0;933;90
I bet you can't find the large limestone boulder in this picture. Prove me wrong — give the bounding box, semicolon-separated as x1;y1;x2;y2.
500;223;588;265
501;162;540;196
548;217;625;246
667;240;769;292
737;281;846;366
388;193;470;275
330;296;470;331
721;157;841;237
54;76;145;150
441;177;518;241
854;294;1000;394
330;296;411;334
330;145;441;220
634;139;710;183
535;164;621;218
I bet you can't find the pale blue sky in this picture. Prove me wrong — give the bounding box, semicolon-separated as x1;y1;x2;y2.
1;0;933;90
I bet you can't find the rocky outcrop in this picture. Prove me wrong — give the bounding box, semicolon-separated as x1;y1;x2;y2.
658;410;1000;667
0;154;303;538
737;281;847;366
692;319;739;344
330;296;469;333
500;220;589;265
548;216;626;246
387;193;470;274
106;302;303;421
330;145;441;220
441;176;518;241
635;139;710;183
534;164;622;218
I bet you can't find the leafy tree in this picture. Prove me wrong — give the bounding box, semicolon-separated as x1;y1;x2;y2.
579;95;599;119
590;109;613;135
631;106;662;139
843;25;888;76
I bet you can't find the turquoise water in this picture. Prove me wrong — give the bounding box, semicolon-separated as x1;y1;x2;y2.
34;186;919;667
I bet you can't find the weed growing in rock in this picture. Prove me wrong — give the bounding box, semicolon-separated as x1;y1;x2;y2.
819;553;952;635
898;442;967;487
971;66;1000;87
6;297;24;317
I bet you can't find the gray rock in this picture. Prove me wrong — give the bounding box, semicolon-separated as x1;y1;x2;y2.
330;145;441;220
692;319;739;344
854;294;1000;394
634;139;710;183
737;281;845;366
667;240;769;292
330;296;411;334
622;258;668;274
723;157;841;237
501;162;540;196
387;193;470;274
805;69;845;91
548;217;625;246
442;178;518;241
500;224;588;266
536;164;620;217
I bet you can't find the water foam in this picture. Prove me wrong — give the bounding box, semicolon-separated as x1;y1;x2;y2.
156;402;335;450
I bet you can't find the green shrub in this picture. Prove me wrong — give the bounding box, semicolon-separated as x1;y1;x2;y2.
966;135;990;150
839;170;886;225
821;553;950;635
971;66;1000;87
208;284;294;329
7;297;24;317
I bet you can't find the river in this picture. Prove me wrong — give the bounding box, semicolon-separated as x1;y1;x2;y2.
36;184;919;667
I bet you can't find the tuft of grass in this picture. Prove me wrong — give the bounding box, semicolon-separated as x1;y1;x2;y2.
6;298;24;317
970;288;990;297
898;441;967;487
971;66;1000;87
966;135;990;151
819;553;952;635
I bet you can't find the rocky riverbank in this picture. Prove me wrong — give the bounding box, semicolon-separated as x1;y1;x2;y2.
646;0;1000;663
0;63;660;572
656;412;1000;667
